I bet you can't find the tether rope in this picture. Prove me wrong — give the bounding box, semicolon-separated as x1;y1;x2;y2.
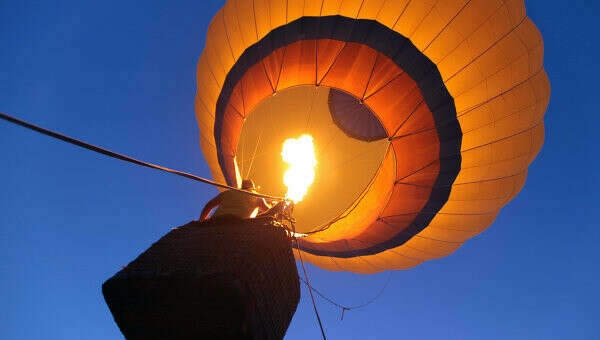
292;232;327;340
0;111;285;201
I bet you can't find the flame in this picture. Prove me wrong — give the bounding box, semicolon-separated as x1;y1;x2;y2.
281;134;317;203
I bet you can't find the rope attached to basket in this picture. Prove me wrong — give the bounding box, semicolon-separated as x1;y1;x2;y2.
0;111;286;201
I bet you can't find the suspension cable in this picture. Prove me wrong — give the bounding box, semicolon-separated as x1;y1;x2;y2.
298;271;393;319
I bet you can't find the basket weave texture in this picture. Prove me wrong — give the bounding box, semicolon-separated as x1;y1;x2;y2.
103;217;300;340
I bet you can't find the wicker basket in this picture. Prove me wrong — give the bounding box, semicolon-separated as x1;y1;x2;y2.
102;217;300;340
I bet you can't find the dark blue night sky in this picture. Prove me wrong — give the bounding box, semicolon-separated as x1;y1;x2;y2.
1;1;598;339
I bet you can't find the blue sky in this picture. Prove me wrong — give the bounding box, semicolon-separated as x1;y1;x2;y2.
1;1;598;339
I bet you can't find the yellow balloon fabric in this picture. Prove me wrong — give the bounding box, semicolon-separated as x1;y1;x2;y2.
195;0;549;273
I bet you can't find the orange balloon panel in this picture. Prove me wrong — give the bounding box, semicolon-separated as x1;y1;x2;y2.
195;0;549;273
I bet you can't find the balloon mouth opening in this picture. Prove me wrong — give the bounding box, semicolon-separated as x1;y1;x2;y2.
235;85;390;233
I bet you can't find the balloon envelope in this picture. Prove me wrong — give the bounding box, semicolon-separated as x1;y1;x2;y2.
195;0;549;274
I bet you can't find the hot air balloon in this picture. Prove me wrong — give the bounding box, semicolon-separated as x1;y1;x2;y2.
103;0;549;339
